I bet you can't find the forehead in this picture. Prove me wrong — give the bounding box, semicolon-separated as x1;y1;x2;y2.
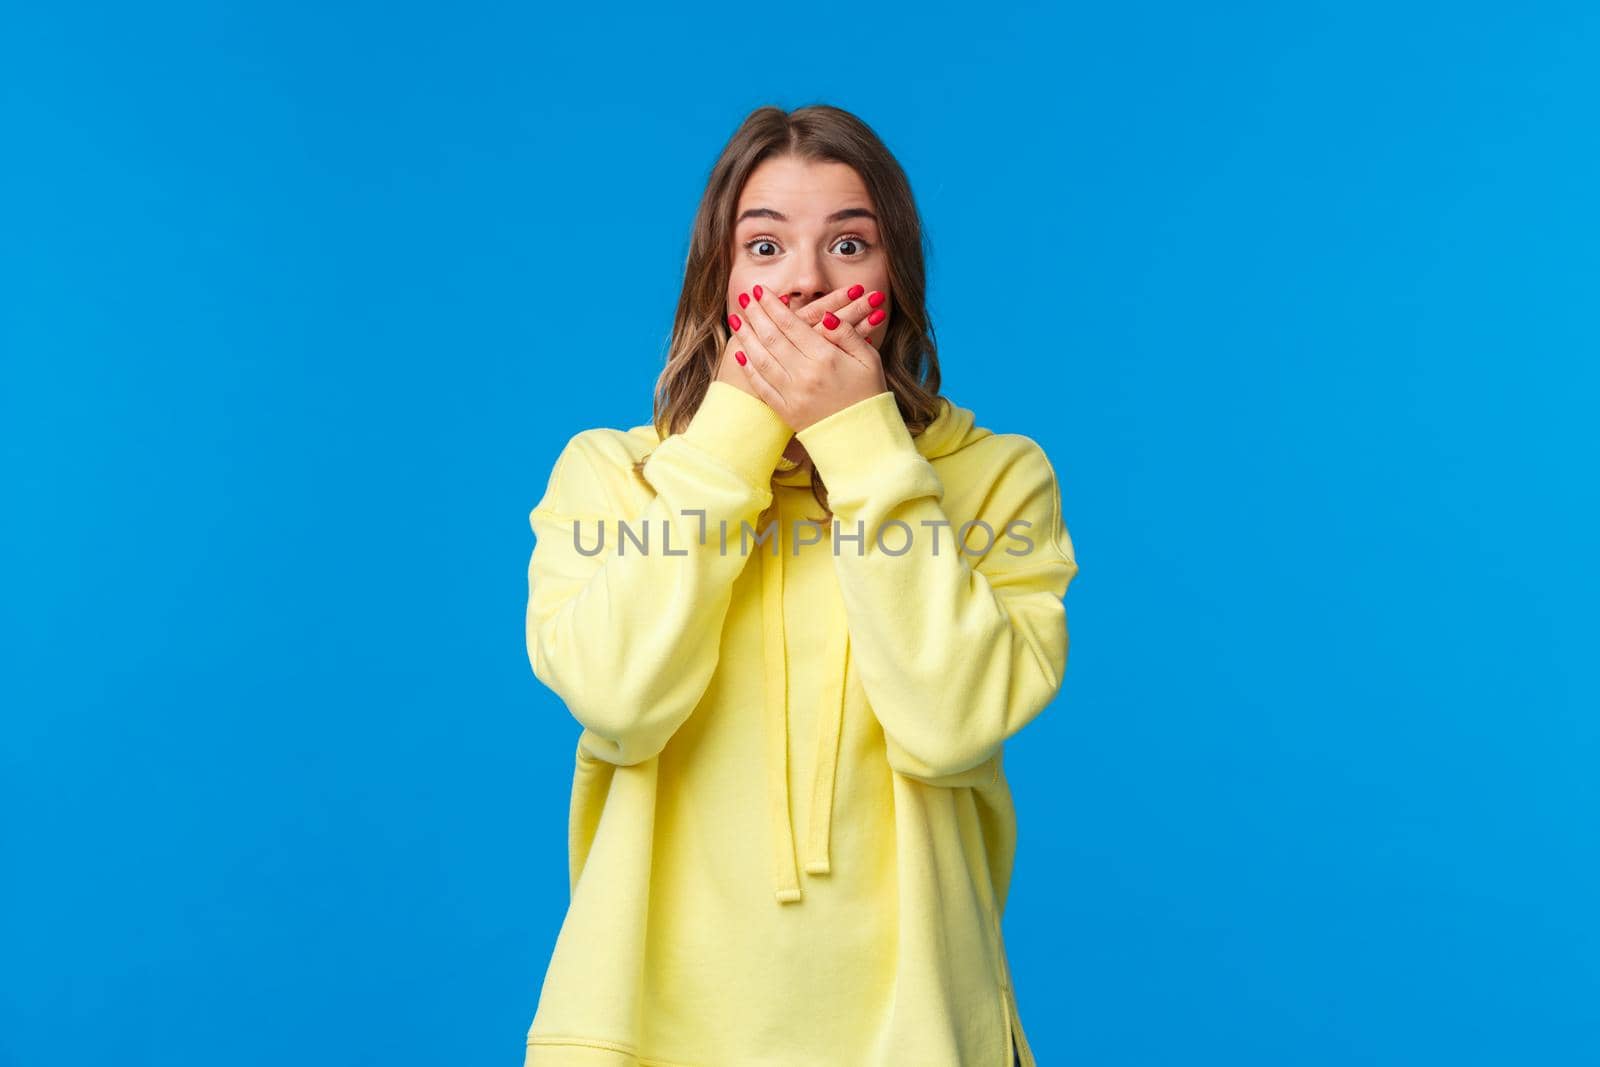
735;156;872;219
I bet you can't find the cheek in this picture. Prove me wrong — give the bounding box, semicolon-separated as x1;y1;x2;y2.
865;269;892;302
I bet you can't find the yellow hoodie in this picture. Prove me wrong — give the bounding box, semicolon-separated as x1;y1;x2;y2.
523;381;1078;1067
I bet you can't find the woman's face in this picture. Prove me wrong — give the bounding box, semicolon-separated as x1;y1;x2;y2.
728;155;892;347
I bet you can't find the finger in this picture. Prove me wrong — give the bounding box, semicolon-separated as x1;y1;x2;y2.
716;333;752;387
743;285;817;364
732;343;788;416
861;299;889;345
786;284;887;347
746;284;835;364
817;284;887;333
819;309;885;352
726;308;795;392
812;310;884;371
786;283;862;328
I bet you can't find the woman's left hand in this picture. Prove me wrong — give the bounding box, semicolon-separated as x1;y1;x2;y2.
725;284;889;432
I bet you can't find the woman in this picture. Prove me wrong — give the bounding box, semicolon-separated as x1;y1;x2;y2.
522;104;1078;1067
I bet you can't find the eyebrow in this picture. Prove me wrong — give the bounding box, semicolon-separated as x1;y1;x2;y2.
735;207;878;225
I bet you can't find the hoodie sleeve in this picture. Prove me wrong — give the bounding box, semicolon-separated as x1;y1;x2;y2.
795;390;1079;786
526;381;794;766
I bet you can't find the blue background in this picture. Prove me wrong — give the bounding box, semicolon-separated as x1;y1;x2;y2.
4;2;1595;1064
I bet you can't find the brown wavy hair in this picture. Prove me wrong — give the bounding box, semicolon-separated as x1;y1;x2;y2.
631;103;945;522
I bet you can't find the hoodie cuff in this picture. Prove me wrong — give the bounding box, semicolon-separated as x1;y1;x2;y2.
678;380;795;489
795;390;929;503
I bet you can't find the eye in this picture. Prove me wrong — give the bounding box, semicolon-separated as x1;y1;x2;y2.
833;234;872;257
741;234;875;258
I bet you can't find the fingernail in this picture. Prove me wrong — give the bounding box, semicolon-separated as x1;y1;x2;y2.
738;292;750;308
867;291;885;307
728;314;741;331
867;308;886;326
753;284;763;299
823;311;840;329
779;294;790;305
847;283;864;300
735;350;747;365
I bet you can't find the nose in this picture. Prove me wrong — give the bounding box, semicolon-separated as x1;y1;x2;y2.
782;249;833;307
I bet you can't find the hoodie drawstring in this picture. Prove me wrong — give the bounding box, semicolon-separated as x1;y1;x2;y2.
759;506;850;905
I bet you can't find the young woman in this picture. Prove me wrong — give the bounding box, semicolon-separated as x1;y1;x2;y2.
522;105;1078;1067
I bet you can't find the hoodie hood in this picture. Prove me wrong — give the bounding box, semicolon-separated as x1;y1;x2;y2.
756;394;991;903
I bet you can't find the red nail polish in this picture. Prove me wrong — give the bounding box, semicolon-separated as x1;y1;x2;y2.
867;291;885;308
779;294;790;305
847;284;864;300
728;314;741;331
738;292;749;308
735;350;747;365
867;308;886;326
823;311;840;329
753;284;763;299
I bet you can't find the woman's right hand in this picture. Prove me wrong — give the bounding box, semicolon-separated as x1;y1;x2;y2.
717;282;886;395
714;327;765;398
